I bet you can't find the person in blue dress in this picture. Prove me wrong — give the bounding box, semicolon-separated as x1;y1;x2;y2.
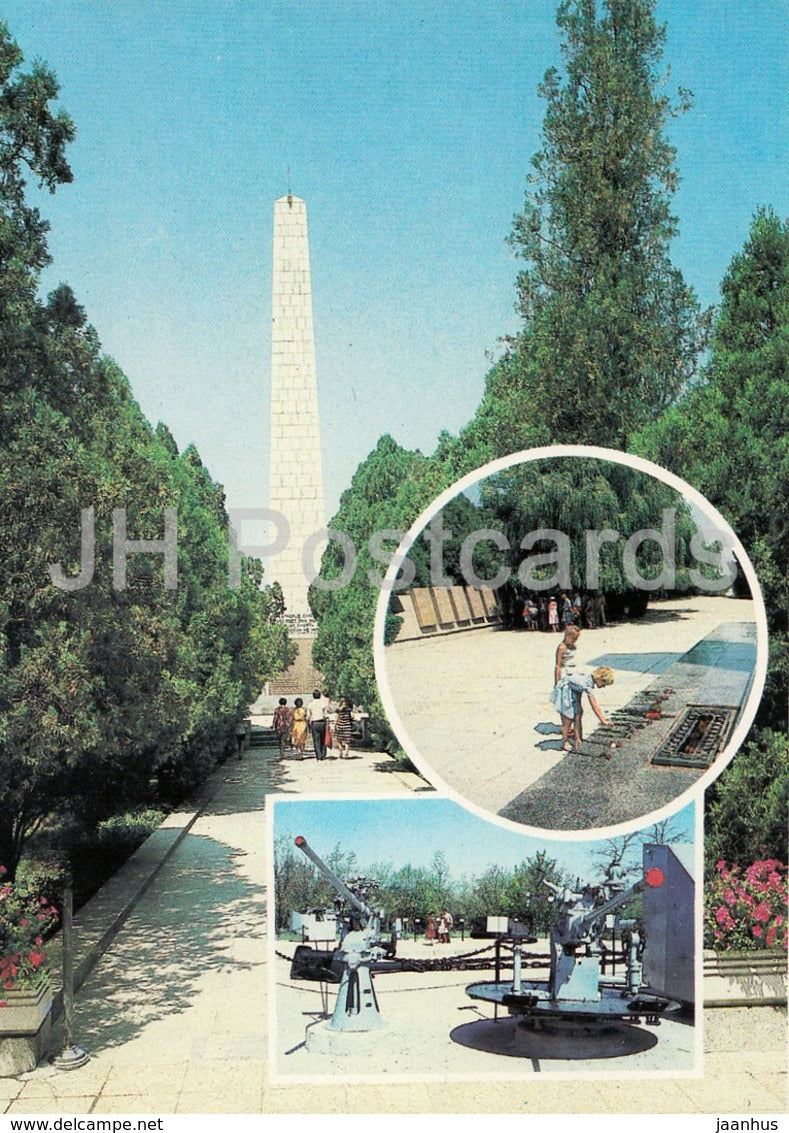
550;666;614;752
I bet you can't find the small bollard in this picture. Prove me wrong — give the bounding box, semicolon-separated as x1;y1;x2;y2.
53;876;89;1071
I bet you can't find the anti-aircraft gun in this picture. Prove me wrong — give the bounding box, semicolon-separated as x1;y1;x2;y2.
467;853;678;1027
289;836;391;1032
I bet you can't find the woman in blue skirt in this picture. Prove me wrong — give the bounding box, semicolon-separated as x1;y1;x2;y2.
550;666;614;752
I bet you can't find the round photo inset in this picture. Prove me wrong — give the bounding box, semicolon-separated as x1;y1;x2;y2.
374;446;768;835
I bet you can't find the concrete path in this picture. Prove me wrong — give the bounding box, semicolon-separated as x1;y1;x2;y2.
1;747;420;1114
1;738;785;1114
382;595;757;827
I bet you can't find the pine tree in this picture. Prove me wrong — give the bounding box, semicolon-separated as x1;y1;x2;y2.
493;0;704;449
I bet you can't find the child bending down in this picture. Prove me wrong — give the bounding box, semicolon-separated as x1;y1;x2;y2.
550;665;614;752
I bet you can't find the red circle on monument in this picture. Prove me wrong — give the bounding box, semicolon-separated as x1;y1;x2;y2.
645;867;665;887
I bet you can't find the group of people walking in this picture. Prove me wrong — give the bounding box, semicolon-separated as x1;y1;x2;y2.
272;690;355;760
522;590;607;632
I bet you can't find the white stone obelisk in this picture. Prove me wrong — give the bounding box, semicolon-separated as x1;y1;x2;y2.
268;194;326;630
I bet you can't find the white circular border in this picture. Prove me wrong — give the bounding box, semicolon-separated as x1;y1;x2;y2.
373;444;769;841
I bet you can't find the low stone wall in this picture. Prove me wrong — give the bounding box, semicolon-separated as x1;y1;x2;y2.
391;586;502;641
703;949;788;1007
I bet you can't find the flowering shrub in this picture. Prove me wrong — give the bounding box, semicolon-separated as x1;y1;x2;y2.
0;866;59;1001
704;859;788;951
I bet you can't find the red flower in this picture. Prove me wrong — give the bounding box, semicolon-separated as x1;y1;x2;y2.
754;902;771;924
752;924;764;938
27;950;45;969
766;927;777;947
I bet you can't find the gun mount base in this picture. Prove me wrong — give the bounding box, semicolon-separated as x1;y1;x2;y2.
467;980;678;1030
306;1019;397;1056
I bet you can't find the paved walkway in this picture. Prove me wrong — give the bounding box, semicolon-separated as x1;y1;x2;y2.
382;595;758;826
1;741;785;1115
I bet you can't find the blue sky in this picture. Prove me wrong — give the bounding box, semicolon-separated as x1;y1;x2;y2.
273;796;695;883
5;1;787;517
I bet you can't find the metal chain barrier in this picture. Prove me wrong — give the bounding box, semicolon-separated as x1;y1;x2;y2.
275;939;560;974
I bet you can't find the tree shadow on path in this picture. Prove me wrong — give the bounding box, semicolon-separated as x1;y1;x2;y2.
63;831;266;1055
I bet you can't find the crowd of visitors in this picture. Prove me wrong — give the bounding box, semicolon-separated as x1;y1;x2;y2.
272;690;356;760
520;590;607;631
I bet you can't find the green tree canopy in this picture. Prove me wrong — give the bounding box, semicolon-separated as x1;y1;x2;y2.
467;0;704;454
313;0;710;752
635;208;789;868
0;25;290;873
637;208;788;634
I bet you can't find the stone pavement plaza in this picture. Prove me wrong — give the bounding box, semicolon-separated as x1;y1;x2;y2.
382;595;758;827
1;731;785;1114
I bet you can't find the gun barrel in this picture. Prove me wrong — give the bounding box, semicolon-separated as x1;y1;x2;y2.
294;836;373;920
577;879;645;931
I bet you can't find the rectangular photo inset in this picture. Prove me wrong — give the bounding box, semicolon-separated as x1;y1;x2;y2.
268;796;700;1083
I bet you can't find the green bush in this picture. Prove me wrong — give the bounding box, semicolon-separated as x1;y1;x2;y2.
13;857;67;913
705;729;789;875
94;809;167;859
17;807;166;913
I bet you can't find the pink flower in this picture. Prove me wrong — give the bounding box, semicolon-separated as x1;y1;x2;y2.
766;927;777;947
715;905;731;926
27;950;45;969
723;887;737;907
754;902;771;924
752;924;764;938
